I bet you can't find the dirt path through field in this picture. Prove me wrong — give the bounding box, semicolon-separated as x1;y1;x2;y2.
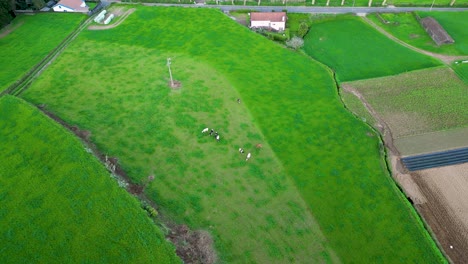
362;17;467;64
88;8;136;30
0;21;24;39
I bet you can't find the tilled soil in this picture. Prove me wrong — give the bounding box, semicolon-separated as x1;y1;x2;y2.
412;164;468;264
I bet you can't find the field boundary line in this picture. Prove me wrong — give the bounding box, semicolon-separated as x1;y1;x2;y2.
1;16;94;97
361;16;467;65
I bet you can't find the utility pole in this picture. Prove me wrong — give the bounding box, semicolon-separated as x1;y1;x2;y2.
167;58;174;87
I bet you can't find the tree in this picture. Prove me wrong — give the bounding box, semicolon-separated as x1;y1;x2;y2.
297;22;309;38
0;0;15;29
31;0;45;10
286;36;304;50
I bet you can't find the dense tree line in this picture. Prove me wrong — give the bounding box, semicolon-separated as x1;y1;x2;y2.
0;0;15;28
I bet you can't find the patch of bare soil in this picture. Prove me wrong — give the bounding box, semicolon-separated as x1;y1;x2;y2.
88;8;136;30
412;163;468;264
169;80;182;89
167;224;217;264
0;21;24;39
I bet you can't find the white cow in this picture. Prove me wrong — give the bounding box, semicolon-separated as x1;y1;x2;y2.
216;135;220;142
201;127;209;133
246;153;251;161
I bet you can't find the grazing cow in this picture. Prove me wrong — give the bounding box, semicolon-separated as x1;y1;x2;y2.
209;129;214;135
237;98;241;104
256;143;263;149
214;132;219;137
239;148;244;153
202;127;209;133
246;152;251;161
216;135;220;142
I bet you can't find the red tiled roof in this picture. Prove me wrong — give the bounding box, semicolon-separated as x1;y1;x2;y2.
250;12;286;23
55;0;88;11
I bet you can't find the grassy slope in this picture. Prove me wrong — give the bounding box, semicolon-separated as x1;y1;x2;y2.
21;39;338;264
0;13;85;91
0;95;179;263
303;15;442;81
367;12;468;56
23;6;444;263
453;62;468;84
345;66;468;138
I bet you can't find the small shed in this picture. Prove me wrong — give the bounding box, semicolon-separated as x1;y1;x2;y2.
250;12;287;31
420;17;454;46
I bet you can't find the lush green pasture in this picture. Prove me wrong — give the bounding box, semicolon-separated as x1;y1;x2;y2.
22;39;338;264
0;95;179;263
0;13;84;92
303;15;441;81
23;6;444;263
345;66;468;138
367;12;468;55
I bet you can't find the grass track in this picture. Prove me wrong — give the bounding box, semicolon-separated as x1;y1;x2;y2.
303;15;442;81
0;13;85;91
0;95;179;263
22;6;445;263
367;12;468;56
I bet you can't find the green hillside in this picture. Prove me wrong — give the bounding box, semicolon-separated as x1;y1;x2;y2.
0;95;180;263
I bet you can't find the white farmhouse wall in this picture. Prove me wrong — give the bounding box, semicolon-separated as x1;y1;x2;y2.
53;5;75;12
270;22;285;31
251;20;270;28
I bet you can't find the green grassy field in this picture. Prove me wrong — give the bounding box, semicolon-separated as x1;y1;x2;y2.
344;66;468;138
453;61;468;83
22;6;445;263
0;95;179;263
303;15;442;81
367;12;468;56
0;13;85;92
205;0;467;6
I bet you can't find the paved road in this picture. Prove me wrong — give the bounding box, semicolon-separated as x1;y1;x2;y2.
125;2;468;13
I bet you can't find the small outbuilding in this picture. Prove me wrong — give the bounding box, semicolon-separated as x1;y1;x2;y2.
420;17;454;46
53;0;88;12
250;12;287;31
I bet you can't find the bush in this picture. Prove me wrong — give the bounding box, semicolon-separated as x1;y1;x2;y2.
286;36;304;50
141;201;158;218
297;22;309;38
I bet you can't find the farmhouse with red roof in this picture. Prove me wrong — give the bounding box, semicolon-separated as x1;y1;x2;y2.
53;0;88;12
250;12;287;31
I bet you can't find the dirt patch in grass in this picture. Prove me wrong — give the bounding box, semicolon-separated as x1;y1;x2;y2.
0;21;24;39
412;163;468;264
88;8;136;30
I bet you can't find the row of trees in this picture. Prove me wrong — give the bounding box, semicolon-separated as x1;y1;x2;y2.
0;0;15;28
0;0;48;29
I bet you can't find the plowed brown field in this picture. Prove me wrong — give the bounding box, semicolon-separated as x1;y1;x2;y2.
412;164;468;263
